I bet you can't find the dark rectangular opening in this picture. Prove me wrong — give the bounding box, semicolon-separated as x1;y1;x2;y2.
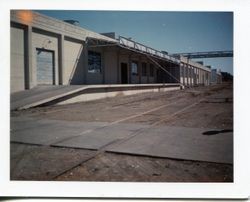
121;63;128;84
142;62;147;76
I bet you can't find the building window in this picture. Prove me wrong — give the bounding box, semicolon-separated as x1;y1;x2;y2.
88;51;101;73
131;61;138;76
142;62;147;76
150;64;154;77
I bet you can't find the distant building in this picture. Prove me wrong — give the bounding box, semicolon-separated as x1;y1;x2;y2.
211;69;222;84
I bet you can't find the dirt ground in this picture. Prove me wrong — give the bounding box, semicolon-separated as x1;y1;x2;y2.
10;82;233;182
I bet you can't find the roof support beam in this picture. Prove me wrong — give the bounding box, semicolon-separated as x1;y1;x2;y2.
146;55;181;84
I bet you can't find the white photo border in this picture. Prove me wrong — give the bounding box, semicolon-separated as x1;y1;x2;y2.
1;0;250;199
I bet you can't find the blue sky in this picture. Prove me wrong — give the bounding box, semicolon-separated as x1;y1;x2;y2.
36;10;233;74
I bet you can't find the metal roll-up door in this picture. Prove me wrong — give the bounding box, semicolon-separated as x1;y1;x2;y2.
36;49;54;85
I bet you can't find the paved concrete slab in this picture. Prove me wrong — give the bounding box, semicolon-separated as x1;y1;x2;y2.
11;116;42;131
106;126;233;164
10;117;73;132
10;117;233;164
10;143;96;180
10;117;147;148
11;116;107;132
11;118;108;145
52;123;149;150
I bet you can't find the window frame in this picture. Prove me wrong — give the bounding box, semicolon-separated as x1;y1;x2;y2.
88;50;102;74
131;61;138;76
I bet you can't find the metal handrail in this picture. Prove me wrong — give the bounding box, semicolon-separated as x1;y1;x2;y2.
118;36;179;64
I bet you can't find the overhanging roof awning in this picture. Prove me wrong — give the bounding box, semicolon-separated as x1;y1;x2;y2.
86;36;118;47
118;36;180;65
86;36;180;65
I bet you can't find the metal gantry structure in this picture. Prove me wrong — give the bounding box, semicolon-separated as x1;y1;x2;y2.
171;51;233;59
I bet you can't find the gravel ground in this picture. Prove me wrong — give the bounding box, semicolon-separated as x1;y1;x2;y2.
10;82;233;182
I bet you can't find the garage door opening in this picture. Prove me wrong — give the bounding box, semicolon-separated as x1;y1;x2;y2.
36;49;55;85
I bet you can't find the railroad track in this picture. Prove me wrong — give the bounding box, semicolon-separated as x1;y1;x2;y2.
51;92;208;180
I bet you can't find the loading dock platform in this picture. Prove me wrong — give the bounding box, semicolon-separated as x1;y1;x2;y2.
11;83;181;110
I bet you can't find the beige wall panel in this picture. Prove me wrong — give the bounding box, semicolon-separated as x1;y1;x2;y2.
11;26;25;92
104;51;117;84
64;40;84;84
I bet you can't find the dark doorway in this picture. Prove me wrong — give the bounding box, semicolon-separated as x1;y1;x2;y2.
121;63;128;84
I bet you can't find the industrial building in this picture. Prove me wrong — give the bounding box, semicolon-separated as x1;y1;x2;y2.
11;10;212;93
211;69;222;84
